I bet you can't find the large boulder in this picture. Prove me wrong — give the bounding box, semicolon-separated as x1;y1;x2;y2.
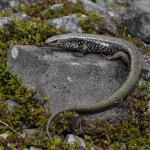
7;45;130;122
121;0;150;43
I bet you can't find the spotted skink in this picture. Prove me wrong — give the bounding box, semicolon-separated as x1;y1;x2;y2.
45;33;143;142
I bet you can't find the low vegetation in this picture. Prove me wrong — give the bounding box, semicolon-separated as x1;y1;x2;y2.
0;0;149;149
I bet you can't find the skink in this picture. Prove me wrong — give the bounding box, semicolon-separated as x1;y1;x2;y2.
45;33;143;142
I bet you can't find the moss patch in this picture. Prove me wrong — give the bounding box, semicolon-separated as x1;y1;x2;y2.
0;0;149;149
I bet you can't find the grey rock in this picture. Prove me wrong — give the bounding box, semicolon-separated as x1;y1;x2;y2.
121;0;150;43
66;134;85;149
45;14;83;33
0;13;29;28
0;131;9;139
100;15;118;33
97;0;133;6
5;100;18;112
8;44;150;121
114;0;133;5
95;5;118;33
141;55;150;81
68;0;77;3
138;55;150;113
46;13;117;34
96;0;105;8
69;0;106;13
0;0;45;9
29;146;43;150
0;0;19;9
8;0;20;8
50;0;100;11
82;0;106;13
73;0;118;33
90;146;95;150
7;45;130;121
120;142;127;150
107;5;126;20
0;0;31;9
138;55;150;112
51;3;64;10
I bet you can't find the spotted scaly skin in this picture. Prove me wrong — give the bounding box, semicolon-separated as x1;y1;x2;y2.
45;33;143;142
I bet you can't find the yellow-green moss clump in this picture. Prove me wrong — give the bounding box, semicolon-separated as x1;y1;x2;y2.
0;0;150;149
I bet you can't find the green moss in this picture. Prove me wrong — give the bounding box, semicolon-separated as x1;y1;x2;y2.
0;9;13;17
79;12;103;34
0;0;149;149
0;17;58;65
0;0;85;20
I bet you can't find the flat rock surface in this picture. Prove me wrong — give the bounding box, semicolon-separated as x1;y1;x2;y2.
7;45;130;121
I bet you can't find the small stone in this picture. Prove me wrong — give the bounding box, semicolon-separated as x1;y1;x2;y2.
0;0;44;9
120;142;127;150
0;131;9;139
107;5;126;20
29;146;43;150
99;15;117;33
11;46;19;59
66;134;85;149
82;0;106;13
51;3;63;9
96;0;105;7
69;0;106;13
90;146;95;150
148;101;150;112
5;100;18;112
9;0;19;8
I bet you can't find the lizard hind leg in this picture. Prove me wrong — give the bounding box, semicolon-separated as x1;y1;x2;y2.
104;51;130;67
